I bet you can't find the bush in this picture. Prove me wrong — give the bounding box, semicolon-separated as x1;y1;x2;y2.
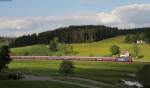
136;64;150;88
58;60;75;76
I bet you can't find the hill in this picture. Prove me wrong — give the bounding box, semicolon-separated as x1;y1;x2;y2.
11;36;150;62
10;25;150;47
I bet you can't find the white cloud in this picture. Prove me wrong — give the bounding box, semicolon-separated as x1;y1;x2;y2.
0;4;150;36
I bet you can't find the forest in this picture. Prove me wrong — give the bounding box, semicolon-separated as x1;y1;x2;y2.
8;25;150;47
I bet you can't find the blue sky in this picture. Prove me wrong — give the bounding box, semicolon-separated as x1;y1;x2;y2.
0;0;150;16
0;0;150;36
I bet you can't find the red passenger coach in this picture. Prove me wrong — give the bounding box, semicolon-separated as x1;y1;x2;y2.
97;57;116;62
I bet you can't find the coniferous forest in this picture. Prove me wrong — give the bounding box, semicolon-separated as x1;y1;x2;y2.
9;25;150;47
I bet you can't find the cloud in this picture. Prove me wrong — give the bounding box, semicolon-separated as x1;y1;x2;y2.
111;4;150;28
0;4;150;36
95;4;150;28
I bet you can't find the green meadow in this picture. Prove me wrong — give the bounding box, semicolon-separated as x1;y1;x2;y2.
11;36;150;62
1;60;147;88
8;60;145;84
0;81;85;88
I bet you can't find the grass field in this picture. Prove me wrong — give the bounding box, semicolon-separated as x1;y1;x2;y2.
11;36;150;62
8;60;146;84
0;81;85;88
0;60;148;88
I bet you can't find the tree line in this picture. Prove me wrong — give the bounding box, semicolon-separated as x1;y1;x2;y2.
124;33;150;43
10;25;150;47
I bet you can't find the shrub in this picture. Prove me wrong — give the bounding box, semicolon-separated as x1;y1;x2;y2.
59;60;75;76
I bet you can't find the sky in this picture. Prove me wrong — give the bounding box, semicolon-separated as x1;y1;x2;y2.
0;0;150;36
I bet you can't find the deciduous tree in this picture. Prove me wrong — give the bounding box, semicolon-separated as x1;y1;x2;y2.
110;45;120;55
0;45;11;72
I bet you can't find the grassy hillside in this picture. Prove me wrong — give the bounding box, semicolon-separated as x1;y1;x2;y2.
72;36;150;61
11;45;50;56
11;36;150;61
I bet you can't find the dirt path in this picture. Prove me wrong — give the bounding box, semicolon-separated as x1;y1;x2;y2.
22;74;114;88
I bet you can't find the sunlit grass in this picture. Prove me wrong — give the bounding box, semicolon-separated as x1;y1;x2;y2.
11;36;150;61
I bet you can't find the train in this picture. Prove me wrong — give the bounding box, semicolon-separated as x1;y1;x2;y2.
11;56;132;62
